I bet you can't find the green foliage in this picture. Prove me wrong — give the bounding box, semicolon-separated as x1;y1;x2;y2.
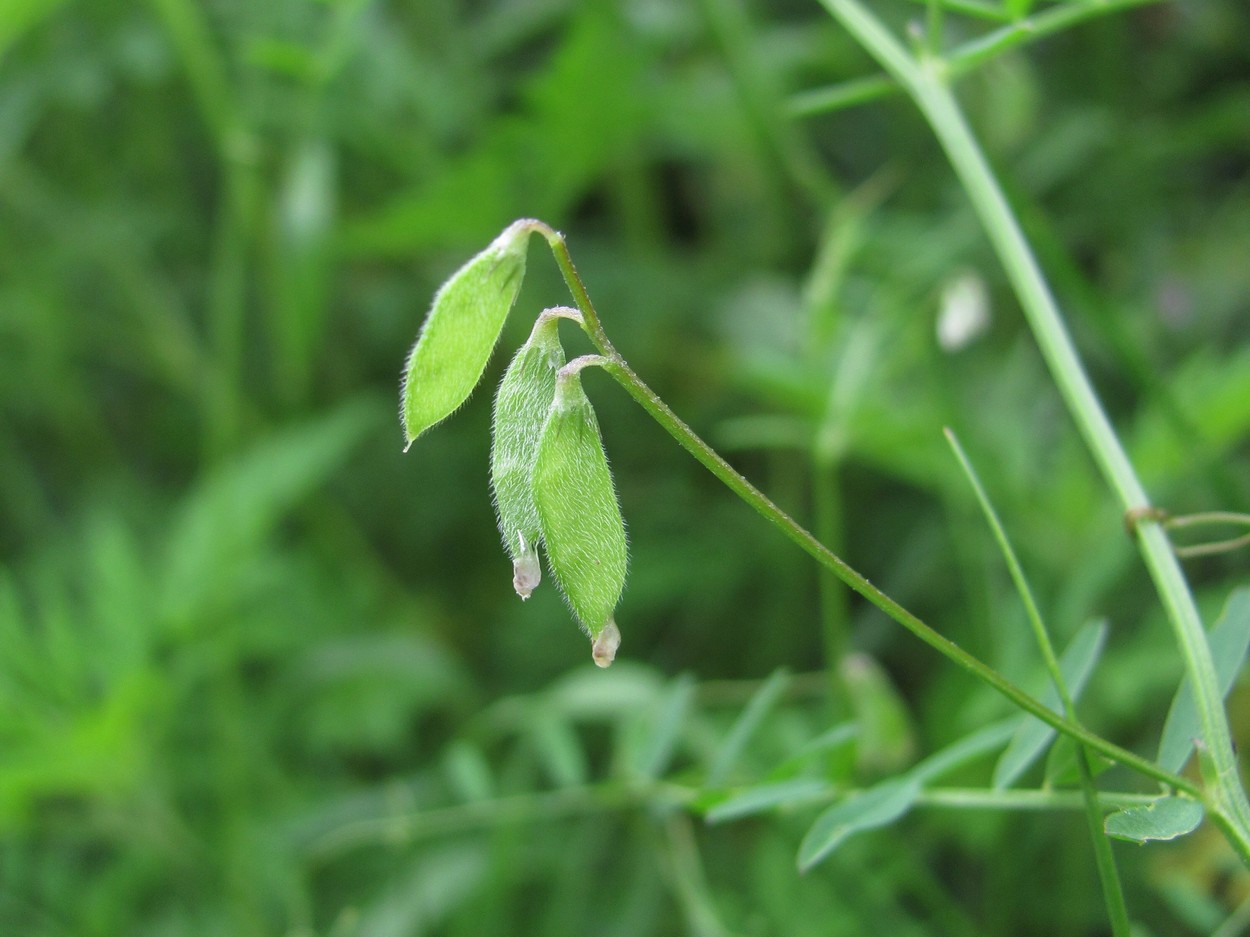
3;0;1250;934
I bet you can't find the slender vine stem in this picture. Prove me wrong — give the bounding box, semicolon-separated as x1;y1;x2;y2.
790;0;1166;118
522;220;1198;801
818;0;1250;865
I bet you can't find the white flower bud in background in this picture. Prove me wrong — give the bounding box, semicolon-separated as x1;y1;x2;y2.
936;270;990;352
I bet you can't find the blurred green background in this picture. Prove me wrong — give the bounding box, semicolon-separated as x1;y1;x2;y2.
2;0;1249;934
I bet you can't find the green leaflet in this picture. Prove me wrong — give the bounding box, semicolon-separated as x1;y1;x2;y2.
533;362;627;666
400;220;534;446
489;310;570;599
1104;796;1204;844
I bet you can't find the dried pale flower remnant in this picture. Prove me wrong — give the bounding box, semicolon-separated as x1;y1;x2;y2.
591;618;621;668
512;544;542;600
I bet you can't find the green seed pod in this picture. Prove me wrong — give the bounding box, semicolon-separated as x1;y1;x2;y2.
533;361;628;666
489;310;577;599
400;220;536;447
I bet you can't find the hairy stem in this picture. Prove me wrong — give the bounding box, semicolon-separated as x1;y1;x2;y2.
527;220;1197;799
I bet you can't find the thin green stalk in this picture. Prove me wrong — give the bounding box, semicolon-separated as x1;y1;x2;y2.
811;317;881;680
812;462;851;674
205;167;253;456
147;0;234;146
901;0;1007;20
307;781;690;860
526;221;1196;800
920;788;1161;812
947;0;1161;73
790;0;1165;118
925;0;944;58
1167;512;1250;559
663;813;735;937
695;0;833;209
946;429;1129;936
790;74;896;116
820;0;1250;865
149;0;257;458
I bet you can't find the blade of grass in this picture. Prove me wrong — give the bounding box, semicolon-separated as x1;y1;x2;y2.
945;428;1128;934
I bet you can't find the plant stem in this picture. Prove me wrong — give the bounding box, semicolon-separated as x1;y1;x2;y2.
812;462;851;674
819;0;1250;865
526;221;1197;800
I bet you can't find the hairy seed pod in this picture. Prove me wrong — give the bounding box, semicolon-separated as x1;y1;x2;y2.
489;311;570;599
533;363;627;664
400;220;535;447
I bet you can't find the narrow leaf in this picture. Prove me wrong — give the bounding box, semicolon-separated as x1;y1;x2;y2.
1104;796;1204;844
548;663;663;718
706;778;832;824
911;718;1019;784
489;311;568;598
707;668;790;787
628;673;696;781
443;740;494;803
795;722;858;759
1157;587;1250;774
532;710;588;787
797;777;921;872
797;719;1015;871
992;619;1107;789
401;220;534;445
162;399;377;624
532;364;628;665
